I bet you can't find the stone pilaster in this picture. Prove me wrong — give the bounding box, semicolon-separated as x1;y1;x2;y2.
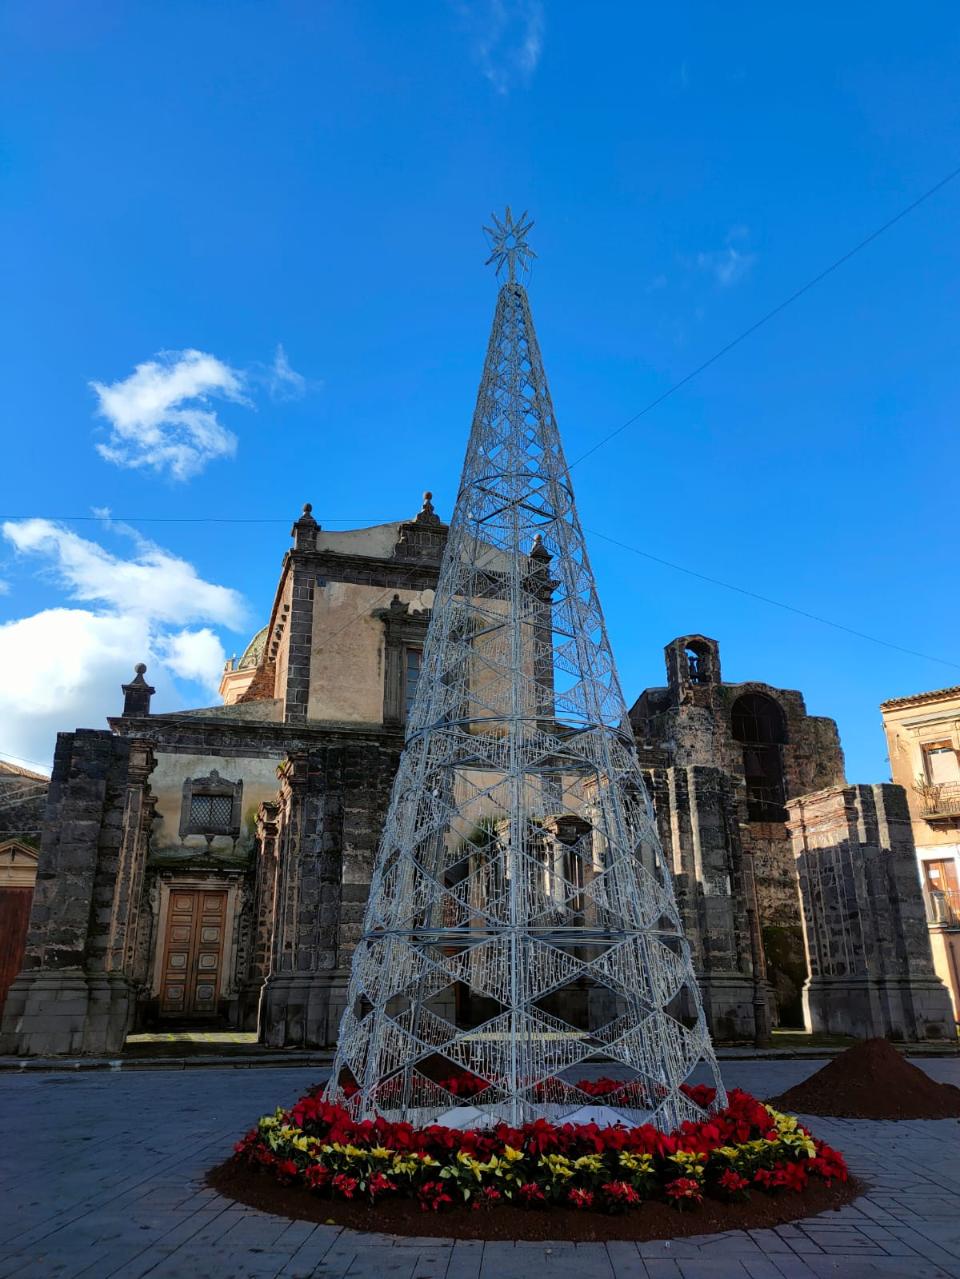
788;783;954;1039
238;799;280;1029
646;763;767;1041
260;753;342;1046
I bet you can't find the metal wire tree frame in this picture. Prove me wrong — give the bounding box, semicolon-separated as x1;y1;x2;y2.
325;210;726;1131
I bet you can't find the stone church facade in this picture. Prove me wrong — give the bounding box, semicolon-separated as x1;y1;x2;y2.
1;495;952;1055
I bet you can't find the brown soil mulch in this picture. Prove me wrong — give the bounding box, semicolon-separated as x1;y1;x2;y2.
206;1160;862;1242
767;1038;960;1120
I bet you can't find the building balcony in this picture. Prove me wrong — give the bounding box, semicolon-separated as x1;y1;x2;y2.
917;781;960;820
925;888;960;928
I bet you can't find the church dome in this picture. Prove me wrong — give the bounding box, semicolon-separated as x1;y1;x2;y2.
237;625;268;670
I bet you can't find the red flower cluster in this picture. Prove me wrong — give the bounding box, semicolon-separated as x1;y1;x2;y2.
418;1180;454;1213
665;1177;703;1207
754;1162;809;1193
717;1169;750;1198
568;1187;595;1209
809;1143;848;1185
600;1181;642;1212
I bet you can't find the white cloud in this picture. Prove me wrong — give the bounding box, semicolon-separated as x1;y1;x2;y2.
3;519;246;629
454;0;544;95
0;521;249;767
265;344;307;401
157;627;227;694
91;348;249;480
0;608;157;768
695;228;756;288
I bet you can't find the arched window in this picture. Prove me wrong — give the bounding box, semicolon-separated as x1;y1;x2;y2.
685;642;713;685
731;694;787;821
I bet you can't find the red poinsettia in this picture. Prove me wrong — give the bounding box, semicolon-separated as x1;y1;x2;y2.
717;1169;749;1199
600;1181;641;1213
368;1172;398;1201
567;1187;595;1210
304;1164;332;1191
418;1180;454;1213
665;1176;703;1208
808;1143;848;1184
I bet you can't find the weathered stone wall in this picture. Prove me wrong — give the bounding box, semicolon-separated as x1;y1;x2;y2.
787;782;954;1039
0;731;154;1054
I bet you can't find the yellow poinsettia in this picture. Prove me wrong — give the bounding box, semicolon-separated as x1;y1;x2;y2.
669;1150;706;1180
539;1153;575;1181
618;1152;653;1173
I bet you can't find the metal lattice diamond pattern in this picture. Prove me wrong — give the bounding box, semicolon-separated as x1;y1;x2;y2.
326;219;726;1131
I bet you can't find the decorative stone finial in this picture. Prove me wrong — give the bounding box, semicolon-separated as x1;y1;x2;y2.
530;532;551;561
413;490;442;527
291;500;319;550
121;663;155;718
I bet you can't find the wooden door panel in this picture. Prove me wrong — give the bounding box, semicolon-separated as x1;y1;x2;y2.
159;889;227;1018
0;887;33;1015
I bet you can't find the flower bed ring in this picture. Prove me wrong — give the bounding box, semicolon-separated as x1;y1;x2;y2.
213;1079;856;1239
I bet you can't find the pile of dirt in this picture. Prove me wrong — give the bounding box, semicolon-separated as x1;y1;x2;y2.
767;1039;960;1120
206;1160;861;1242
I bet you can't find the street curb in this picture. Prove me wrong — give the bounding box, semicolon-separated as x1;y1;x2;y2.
0;1052;335;1073
0;1043;955;1073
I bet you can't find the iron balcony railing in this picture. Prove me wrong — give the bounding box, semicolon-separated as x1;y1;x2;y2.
917;782;960;819
925;888;960;928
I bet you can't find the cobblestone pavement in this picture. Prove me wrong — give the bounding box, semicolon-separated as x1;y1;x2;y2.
1;1059;958;1279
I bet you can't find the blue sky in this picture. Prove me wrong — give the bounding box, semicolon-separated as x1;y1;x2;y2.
1;2;958;778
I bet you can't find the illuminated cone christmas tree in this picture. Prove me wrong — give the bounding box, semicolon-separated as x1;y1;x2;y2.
326;210;726;1130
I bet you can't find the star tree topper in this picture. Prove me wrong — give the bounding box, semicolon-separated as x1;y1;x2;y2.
484;206;536;282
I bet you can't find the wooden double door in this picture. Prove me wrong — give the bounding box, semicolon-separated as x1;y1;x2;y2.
159;888;227;1019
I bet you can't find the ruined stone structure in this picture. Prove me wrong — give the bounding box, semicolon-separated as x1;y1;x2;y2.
787;784;954;1038
630;635;846;1030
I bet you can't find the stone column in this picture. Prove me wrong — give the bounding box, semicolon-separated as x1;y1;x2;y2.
787;783;954;1039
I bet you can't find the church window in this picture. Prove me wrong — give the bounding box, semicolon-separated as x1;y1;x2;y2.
404;647;422;720
179;770;243;842
730;693;787;822
189;793;235;831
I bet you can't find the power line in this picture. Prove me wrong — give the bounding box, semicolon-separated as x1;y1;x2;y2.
0;747;51;773
565;160;960;470
587;526;960;672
